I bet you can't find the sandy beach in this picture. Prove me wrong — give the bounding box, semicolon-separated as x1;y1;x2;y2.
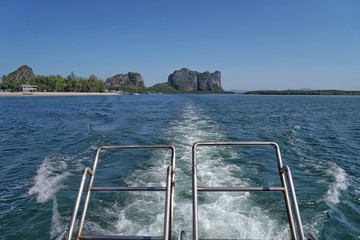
0;92;120;97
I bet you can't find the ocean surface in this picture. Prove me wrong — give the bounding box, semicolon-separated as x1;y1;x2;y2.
0;94;359;240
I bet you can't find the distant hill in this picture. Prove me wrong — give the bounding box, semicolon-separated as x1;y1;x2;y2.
228;89;246;94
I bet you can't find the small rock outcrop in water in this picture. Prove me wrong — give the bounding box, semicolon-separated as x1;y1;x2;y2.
168;68;223;92
7;65;36;83
105;72;145;88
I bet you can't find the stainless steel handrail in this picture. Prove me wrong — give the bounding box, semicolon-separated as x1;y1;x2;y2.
192;141;305;240
283;166;305;240
67;167;94;240
66;145;176;240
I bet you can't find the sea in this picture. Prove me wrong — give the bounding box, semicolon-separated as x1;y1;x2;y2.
0;94;359;240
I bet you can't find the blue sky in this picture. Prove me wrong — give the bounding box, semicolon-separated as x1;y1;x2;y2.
1;0;359;90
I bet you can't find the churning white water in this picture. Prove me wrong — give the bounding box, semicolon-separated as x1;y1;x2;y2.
78;104;290;239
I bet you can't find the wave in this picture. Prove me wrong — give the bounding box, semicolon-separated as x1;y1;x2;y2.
325;163;349;205
286;123;350;207
28;155;71;203
301;162;350;239
28;135;103;203
285;122;353;238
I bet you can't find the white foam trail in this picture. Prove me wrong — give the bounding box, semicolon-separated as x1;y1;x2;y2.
114;201;165;236
51;196;67;239
29;155;70;203
198;195;287;239
165;104;289;239
325;163;349;204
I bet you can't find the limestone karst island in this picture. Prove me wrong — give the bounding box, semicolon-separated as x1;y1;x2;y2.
0;65;225;95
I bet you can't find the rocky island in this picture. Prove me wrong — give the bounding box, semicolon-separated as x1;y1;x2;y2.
105;72;145;89
168;68;223;92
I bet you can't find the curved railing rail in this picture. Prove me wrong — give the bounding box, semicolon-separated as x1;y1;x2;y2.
66;145;176;240
192;142;305;240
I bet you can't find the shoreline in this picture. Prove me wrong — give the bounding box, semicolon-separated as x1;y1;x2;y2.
0;92;120;97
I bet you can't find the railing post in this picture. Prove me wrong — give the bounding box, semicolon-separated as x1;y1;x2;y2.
273;144;298;240
170;146;176;239
192;143;199;240
284;166;305;240
76;147;102;238
67;167;93;240
163;166;173;240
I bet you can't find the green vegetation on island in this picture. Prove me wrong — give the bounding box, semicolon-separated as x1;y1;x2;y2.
147;82;178;94
1;66;105;93
244;90;360;95
1;73;106;93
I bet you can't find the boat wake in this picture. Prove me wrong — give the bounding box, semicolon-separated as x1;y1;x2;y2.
76;104;290;239
168;105;289;239
48;103;300;239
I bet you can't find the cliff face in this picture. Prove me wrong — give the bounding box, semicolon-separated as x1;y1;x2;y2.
7;65;36;83
105;72;145;88
168;68;223;92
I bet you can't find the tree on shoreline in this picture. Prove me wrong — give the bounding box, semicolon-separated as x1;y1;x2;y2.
244;90;360;95
1;72;106;93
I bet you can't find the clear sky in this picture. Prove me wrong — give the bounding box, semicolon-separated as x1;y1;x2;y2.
1;0;359;90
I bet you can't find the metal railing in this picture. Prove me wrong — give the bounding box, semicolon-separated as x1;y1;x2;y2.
63;142;308;240
66;145;176;240
192;142;305;240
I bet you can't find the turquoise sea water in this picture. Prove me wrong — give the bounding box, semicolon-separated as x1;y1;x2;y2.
0;94;359;239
